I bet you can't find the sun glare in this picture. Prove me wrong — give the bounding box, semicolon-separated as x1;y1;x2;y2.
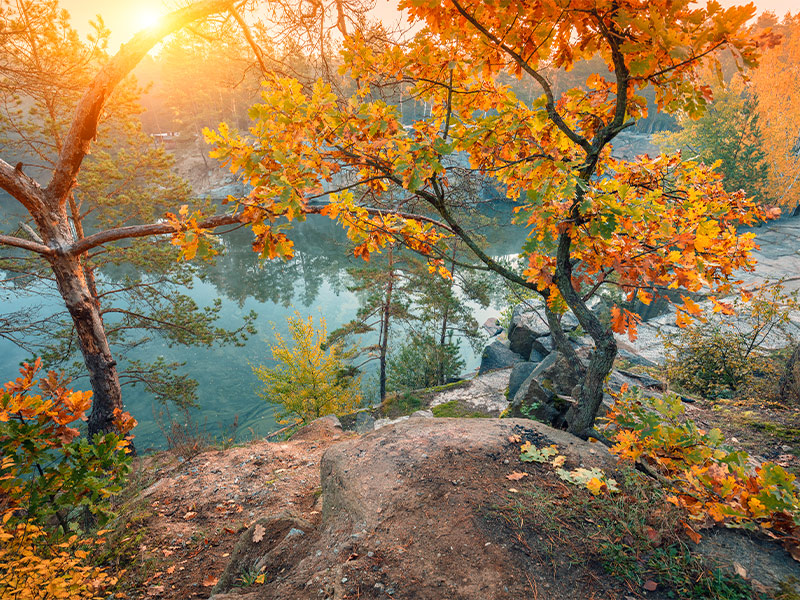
137;10;162;30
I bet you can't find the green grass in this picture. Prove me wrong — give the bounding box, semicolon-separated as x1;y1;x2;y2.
490;467;767;600
431;400;489;418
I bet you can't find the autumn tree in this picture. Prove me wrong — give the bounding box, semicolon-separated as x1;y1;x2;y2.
252;313;362;424
750;12;800;208
205;0;778;438
0;0;265;439
0;0;380;438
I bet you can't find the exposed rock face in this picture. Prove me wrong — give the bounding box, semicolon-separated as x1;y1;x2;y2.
212;513;315;594
478;338;525;374
507;304;552;359
202;417;797;600
507;361;537;400
508;353;584;425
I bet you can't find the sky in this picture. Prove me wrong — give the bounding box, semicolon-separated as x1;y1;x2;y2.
58;0;799;52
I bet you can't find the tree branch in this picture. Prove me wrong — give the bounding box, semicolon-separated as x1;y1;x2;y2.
69;212;244;256
449;0;592;154
0;234;53;255
0;158;47;215
44;0;236;207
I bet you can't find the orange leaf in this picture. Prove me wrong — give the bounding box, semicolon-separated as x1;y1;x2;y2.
506;471;528;481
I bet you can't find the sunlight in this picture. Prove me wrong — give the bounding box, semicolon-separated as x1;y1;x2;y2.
136;9;162;30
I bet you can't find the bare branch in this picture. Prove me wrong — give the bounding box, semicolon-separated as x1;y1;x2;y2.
0;158;46;214
229;6;269;76
69;212;244;256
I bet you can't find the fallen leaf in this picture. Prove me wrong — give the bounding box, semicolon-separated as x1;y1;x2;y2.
506;471;528;481
252;523;266;543
508;434;521;443
166;566;175;574
733;563;747;579
508;488;519;493
162;549;173;557
586;477;605;495
643;580;657;591
202;575;218;587
224;527;236;534
682;521;702;544
182;511;197;521
552;455;566;468
222;553;230;558
644;527;661;545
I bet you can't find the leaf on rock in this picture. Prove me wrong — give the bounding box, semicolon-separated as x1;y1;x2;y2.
253;523;266;543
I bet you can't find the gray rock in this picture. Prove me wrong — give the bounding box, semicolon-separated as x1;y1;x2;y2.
509;353;584;427
482;317;503;337
354;411;375;433
617;348;657;367
693;528;800;593
478;338;525;374
411;409;434;418
617;369;664;391
508;362;538;400
507;305;551;358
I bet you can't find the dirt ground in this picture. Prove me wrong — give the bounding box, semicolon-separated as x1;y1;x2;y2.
106;416;799;600
108;422;355;599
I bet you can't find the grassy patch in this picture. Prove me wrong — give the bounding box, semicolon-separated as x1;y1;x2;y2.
741;418;800;443
490;467;765;600
381;392;424;418
431;400;489;418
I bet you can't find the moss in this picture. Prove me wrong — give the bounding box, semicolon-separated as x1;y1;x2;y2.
743;419;800;442
777;578;800;600
431;400;490;418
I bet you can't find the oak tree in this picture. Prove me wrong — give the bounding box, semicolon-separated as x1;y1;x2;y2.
205;0;778;437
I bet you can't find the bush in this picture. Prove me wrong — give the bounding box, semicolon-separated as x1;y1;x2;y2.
253;313;362;424
602;389;800;559
387;331;465;391
663;283;798;400
0;359;136;598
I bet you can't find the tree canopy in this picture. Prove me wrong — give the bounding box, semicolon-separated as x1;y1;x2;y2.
203;0;779;436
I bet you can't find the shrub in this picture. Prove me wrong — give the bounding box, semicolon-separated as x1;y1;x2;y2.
0;359;136;598
663;282;798;400
253;313;362;424
602;388;800;559
387;331;465;391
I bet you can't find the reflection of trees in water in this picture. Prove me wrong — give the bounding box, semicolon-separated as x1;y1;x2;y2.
200;217;357;308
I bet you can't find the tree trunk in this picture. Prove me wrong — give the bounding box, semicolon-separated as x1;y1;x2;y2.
378;247;395;400
49;253;123;438
554;231;617;439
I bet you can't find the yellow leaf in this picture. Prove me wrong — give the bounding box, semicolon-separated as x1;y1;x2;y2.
586;477;605;495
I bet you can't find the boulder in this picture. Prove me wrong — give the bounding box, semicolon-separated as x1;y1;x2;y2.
507;305;551;358
508;361;538;400
354;411;375;433
478;338;525;374
288;414;343;441
482;317;504;337
509;353;584;427
211;512;315;594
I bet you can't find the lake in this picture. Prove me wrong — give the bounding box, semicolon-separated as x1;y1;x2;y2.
0;195;528;450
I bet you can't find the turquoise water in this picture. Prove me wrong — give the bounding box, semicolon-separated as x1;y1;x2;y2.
0;196;527;450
